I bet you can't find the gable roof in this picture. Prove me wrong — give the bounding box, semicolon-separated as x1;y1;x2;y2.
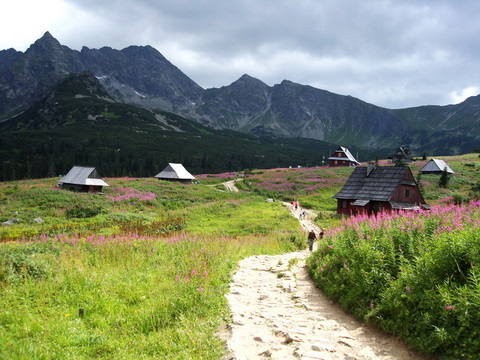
328;146;361;165
333;166;413;201
420;158;454;174
389;147;413;161
58;166;109;187
155;163;195;180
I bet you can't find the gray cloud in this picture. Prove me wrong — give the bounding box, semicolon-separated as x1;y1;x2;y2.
5;0;480;108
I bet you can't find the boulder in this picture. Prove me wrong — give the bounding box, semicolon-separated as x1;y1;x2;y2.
2;218;19;226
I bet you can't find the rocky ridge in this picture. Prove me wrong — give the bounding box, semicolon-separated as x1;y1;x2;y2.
2;32;480;155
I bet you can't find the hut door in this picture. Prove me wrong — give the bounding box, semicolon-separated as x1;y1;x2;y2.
369;201;381;214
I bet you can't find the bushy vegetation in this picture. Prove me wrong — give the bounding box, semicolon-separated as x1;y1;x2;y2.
307;202;480;359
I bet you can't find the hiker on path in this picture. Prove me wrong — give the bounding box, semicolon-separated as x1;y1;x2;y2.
307;230;316;251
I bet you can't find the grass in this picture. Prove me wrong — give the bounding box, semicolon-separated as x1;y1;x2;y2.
1;234;297;359
0;175;306;359
1;153;479;359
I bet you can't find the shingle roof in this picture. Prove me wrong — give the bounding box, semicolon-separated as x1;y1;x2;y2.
155;163;195;180
58;166;109;187
420;158;454;174
333;166;409;201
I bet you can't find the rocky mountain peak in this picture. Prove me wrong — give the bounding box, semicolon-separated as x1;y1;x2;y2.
0;33;204;115
233;74;269;89
28;31;64;54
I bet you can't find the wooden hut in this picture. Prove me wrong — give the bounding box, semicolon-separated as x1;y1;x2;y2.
328;146;360;167
388;147;414;164
58;166;109;193
333;164;429;215
154;163;195;183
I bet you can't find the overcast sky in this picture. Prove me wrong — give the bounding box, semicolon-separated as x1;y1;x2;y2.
1;0;479;109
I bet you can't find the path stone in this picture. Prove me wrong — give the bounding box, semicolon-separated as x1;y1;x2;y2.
222;202;435;360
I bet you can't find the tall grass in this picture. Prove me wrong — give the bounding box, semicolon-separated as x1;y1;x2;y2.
0;231;305;359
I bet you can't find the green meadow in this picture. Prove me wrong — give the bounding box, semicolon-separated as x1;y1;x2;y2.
1;153;480;359
0;176;304;359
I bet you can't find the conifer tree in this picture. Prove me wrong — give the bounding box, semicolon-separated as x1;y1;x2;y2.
439;166;450;188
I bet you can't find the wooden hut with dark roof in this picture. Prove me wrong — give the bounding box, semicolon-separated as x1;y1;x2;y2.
333;164;429;215
388;147;414;164
58;166;109;193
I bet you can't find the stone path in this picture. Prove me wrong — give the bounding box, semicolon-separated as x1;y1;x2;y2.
222;202;435;360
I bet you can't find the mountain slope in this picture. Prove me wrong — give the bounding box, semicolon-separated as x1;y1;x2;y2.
0;32;203;116
0;71;345;181
193;77;409;147
190;77;479;155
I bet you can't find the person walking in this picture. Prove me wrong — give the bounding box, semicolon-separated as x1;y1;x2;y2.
307;230;316;251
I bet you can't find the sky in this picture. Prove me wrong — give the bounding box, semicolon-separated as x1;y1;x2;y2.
1;0;479;109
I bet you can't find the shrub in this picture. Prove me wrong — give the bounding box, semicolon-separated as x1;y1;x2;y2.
65;205;103;219
307;202;480;359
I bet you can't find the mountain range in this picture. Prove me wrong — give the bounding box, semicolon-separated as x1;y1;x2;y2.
0;69;352;181
1;32;479;180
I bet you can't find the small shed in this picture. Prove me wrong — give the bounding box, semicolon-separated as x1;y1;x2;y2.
388;147;414;164
154;163;195;183
333;165;429;215
58;166;109;193
328;146;361;167
419;158;454;174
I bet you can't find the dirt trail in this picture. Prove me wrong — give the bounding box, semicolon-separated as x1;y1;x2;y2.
223;180;240;192
222;198;434;360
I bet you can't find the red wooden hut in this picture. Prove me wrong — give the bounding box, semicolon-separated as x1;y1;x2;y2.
333;165;429;215
328;146;360;167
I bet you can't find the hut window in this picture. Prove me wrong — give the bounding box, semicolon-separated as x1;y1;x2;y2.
405;189;410;198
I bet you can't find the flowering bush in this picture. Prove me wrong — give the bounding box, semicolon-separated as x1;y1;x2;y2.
307;201;480;359
106;187;156;202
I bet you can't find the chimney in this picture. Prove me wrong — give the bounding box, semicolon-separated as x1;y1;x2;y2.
367;162;376;177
